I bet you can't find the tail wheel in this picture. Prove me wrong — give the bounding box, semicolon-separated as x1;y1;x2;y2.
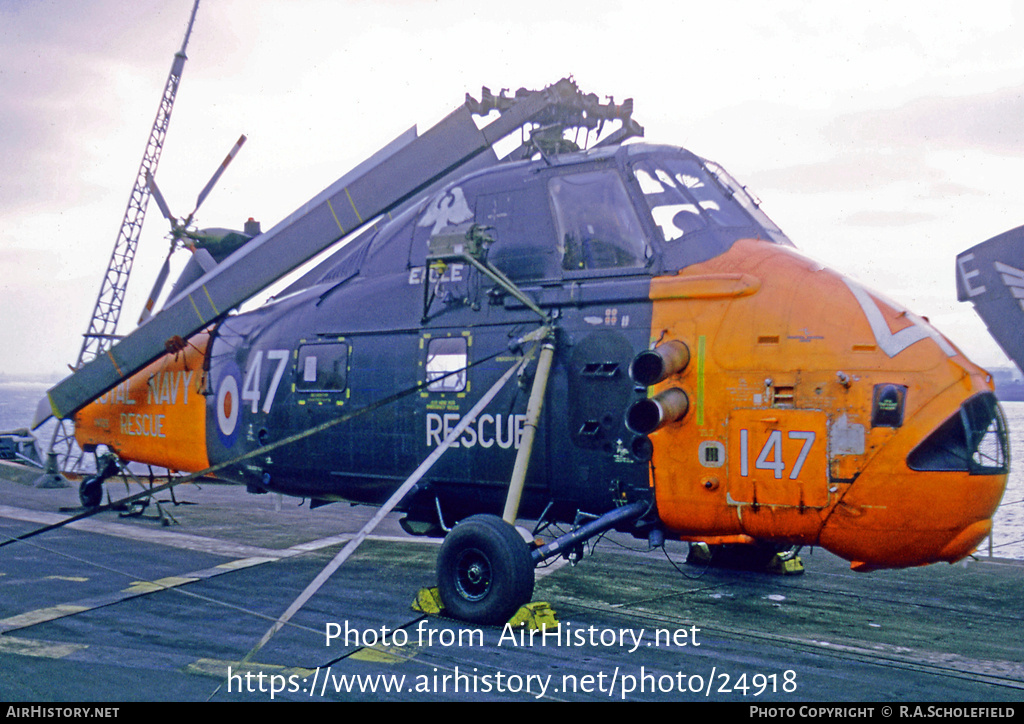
437;514;535;625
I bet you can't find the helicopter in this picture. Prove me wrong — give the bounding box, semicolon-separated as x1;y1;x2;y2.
38;78;1009;625
957;226;1024;376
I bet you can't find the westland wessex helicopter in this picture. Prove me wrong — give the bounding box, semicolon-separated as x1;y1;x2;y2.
38;78;1009;625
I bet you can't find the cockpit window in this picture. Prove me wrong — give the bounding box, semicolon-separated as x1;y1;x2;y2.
704;161;793;246
634;158;749;242
548;170;648;272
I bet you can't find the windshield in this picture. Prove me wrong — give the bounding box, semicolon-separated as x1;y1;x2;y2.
633;157;751;243
703;160;793;246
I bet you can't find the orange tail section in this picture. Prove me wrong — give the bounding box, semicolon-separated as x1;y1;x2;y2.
74;334;211;473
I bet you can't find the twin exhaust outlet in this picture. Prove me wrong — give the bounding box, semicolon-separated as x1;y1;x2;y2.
626;340;690;436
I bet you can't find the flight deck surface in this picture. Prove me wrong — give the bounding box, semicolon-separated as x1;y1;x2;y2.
0;461;1020;703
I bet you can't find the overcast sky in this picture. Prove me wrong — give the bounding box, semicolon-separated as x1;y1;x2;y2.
2;0;1024;378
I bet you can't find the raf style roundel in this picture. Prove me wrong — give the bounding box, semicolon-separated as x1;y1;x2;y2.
215;361;243;449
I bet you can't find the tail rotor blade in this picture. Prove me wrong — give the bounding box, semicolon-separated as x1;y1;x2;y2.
192;134;246;219
138;250;174;325
146;170;176;225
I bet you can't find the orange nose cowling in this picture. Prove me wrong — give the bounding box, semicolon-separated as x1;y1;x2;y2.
647;239;1008;570
819;379;1007;570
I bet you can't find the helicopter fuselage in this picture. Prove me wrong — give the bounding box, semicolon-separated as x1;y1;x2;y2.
75;142;1009;572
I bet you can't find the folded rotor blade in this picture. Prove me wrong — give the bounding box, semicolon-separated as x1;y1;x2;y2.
193;134;246;218
146;170;176;225
138;250;174;325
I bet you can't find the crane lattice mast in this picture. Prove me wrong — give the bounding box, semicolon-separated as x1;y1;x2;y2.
47;1;200;473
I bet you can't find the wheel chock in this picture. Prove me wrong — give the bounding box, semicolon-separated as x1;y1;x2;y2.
686;542;712;565
767;552;805;575
412;589;559;628
507;601;558;630
686;543;805;575
411;586;445;614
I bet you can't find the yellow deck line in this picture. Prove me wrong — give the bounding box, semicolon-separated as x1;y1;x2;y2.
186;657;314;680
0;604;89;630
0;508;439;646
0;635;87;660
123;575;199;595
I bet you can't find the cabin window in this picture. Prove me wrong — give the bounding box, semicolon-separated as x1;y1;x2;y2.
426;337;468;392
296;342;349;392
477;187;560;281
548;170;647;271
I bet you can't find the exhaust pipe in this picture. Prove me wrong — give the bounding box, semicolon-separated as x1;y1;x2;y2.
629;340;690;386
626;387;689;435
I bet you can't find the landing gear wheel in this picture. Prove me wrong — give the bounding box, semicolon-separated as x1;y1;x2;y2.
437;514;535;625
79;477;103;508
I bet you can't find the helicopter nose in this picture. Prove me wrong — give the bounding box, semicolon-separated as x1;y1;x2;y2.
807;261;1009;569
820;382;1009;570
645;239;1008;571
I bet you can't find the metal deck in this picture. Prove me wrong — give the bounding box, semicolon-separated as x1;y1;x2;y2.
0;461;1021;702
